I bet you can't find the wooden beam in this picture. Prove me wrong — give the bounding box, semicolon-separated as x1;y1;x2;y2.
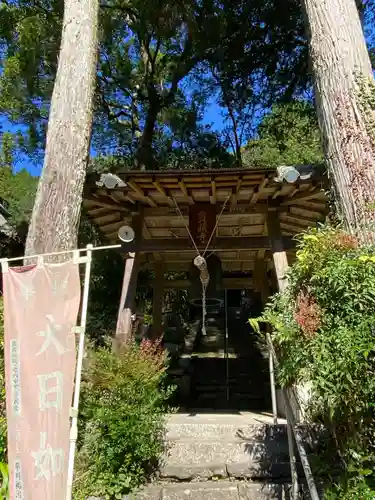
152;261;164;338
101;220;125;234
84;196;132;213
267;210;289;293
178;179;188;196
86;207;112;217
272;188;283;200
143;277;255;289
211;180;217;204
231;179;243;206
280;222;300;235
142;203;278;217
280;187;325;206
291;200;326;212
115;213;143;346
95;212;122;226
153;181;174;206
289;206;326;220
280;214;318;230
249;177;268;204
127;180;157;207
287;187;299;198
142;216;162;260
120;236;295;253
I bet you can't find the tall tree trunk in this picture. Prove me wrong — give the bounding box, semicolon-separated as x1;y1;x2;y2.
227;107;243;168
25;0;99;258
302;0;375;238
135;97;159;170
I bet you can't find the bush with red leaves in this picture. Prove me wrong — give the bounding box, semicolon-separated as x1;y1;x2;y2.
331;231;359;250
139;336;165;368
294;291;321;339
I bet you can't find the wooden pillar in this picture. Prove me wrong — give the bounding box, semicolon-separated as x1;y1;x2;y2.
115;213;142;346
152;260;164;338
267;210;289;293
253;250;271;308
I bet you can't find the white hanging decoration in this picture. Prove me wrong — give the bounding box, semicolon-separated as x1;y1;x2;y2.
96;173;126;189
275;165;314;184
275;166;300;183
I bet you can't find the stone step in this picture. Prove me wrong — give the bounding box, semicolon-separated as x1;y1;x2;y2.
159;461;302;482
130;481;297;500
166;422;287;441
167;413;284;425
164;438;290;466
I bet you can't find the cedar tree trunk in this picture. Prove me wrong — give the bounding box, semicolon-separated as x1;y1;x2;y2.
25;0;99;258
302;0;375;239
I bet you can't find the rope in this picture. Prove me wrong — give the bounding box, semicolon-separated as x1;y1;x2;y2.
172;197;229;336
203;195;230;257
202;281;207;336
194;255;209;336
172;197;200;255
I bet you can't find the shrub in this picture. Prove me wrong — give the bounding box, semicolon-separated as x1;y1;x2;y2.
74;338;175;499
250;226;375;496
325;477;375;500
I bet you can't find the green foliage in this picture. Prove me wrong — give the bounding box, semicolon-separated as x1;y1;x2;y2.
325;477;375;500
0;462;9;500
250;226;375;495
78;217;125;342
0;0;318;168
242;101;324;167
0;165;37;230
356;75;375;147
0;132;14;168
74;340;174;499
0;0;373;169
0;164;37;258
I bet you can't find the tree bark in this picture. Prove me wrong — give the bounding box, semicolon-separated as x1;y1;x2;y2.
25;0;99;259
135;97;159;170
302;0;375;239
227;107;243;168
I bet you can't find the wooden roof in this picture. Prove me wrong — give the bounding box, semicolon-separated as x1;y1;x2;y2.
83;166;328;273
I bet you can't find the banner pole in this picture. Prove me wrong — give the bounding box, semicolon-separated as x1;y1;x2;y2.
66;244;93;500
4;243;121;264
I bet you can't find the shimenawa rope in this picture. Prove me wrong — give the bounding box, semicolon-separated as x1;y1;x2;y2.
172;196;230;336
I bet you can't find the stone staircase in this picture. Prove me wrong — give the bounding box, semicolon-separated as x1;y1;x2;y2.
129;305;316;499
131;412;305;499
169;305;271;412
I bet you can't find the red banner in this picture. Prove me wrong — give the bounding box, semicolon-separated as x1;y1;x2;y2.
189;204;217;248
2;260;81;500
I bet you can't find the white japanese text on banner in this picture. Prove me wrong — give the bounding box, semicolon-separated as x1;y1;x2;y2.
2;260;81;499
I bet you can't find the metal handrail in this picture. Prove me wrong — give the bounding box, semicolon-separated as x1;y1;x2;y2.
224;289;230;403
266;333;320;500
